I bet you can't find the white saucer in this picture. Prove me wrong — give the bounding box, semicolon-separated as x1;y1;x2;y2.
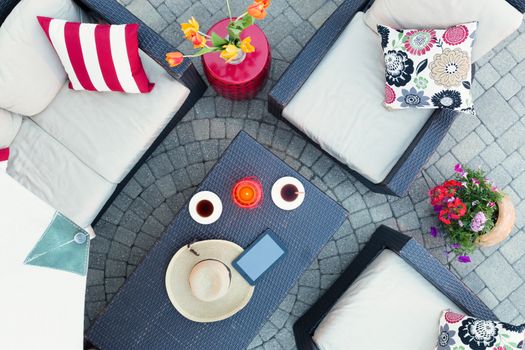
189;191;223;225
271;176;305;211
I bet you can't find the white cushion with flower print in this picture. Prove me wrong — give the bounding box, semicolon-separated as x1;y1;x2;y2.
437;310;525;350
379;22;477;115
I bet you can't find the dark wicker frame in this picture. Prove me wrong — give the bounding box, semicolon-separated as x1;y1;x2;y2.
268;0;525;197
0;0;207;226
294;225;497;350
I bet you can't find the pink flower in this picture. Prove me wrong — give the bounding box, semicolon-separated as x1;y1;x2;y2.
470;212;487;232
488;202;495;208
458;255;471;263
472;178;480;186
454;163;468;178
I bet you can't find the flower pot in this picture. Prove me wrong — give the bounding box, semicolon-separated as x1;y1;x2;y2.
475;195;515;247
226;49;246;65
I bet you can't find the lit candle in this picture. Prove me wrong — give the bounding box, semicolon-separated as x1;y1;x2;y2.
232;177;263;209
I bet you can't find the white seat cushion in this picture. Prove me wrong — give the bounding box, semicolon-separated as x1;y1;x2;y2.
0;173;86;350
0;108;22;148
313;250;461;350
0;0;85;116
7;119;116;227
364;0;524;63
283;12;433;184
31;51;190;184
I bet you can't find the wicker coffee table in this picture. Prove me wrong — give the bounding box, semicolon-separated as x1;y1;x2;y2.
86;132;347;350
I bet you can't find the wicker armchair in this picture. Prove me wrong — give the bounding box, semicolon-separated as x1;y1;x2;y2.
294;226;496;350
0;0;207;225
268;0;525;197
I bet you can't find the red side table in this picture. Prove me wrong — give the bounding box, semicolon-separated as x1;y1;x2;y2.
202;19;271;100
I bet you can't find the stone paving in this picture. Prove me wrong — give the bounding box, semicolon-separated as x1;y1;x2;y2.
85;0;525;348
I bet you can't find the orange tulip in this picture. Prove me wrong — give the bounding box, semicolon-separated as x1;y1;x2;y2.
181;17;200;40
191;33;207;48
166;52;184;67
240;37;255;53
247;3;267;19
255;0;271;9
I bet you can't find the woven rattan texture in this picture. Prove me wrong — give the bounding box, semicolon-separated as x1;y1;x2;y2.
0;0;20;25
86;132;347;350
400;239;496;320
76;0;195;85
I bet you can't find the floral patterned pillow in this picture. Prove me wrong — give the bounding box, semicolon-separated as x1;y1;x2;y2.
378;22;477;115
437;310;525;350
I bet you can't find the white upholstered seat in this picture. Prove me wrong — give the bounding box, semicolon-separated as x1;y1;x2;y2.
313;250;461;350
283;13;433;184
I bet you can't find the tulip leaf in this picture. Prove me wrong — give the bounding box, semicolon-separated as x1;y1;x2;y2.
416;59;428;75
194;47;222;56
462;81;471;89
240;15;254;29
211;32;228;48
227;22;242;42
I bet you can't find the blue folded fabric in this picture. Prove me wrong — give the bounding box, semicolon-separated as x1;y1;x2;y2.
24;213;90;276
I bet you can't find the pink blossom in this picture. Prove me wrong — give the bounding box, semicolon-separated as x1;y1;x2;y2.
472;178;480;186
470;212;487;232
458;255;471;263
488;202;495;208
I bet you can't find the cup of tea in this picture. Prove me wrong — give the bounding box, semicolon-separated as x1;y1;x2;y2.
189;191;223;225
232;177;263;209
271;176;305;210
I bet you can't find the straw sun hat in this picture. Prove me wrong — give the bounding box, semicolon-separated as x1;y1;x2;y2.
165;240;254;322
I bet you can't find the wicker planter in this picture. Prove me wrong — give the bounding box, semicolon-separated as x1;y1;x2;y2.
476;195;515;247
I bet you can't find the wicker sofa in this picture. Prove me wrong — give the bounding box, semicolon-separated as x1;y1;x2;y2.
0;0;206;233
294;226;496;350
269;0;525;197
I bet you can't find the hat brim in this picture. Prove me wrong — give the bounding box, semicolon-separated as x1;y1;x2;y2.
165;240;254;322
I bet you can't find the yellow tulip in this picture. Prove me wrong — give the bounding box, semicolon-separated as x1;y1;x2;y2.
240;37;255;53
181;17;200;40
220;44;240;62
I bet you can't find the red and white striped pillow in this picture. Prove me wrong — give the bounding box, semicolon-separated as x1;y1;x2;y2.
0;148;9;172
37;17;154;94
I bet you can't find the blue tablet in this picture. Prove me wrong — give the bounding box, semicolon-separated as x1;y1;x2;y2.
232;229;287;286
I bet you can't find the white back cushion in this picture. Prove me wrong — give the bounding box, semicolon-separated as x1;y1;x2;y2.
0;0;83;116
0;108;22;147
364;0;524;62
313;250;461;350
283;12;433;184
8;119;116;227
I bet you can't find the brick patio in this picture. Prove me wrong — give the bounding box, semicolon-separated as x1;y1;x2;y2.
85;1;525;348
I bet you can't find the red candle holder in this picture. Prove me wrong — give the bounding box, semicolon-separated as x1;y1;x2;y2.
232;176;263;209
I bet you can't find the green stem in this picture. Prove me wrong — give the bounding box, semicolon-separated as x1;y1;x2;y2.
225;0;233;21
198;31;212;38
235;12;248;21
